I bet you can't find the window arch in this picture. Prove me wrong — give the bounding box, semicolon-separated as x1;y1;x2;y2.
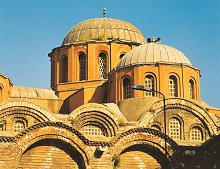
13;118;27;132
151;124;161;131
80;124;104;136
190;126;203;141
98;52;107;79
79;52;87;81
169;117;181;140
60;56;68;83
169;75;178;97
145;74;155;96
189;79;195;99
119;53;126;59
123;77;132;99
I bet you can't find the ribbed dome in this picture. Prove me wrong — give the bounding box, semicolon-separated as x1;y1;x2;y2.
62;18;146;45
117;42;192;68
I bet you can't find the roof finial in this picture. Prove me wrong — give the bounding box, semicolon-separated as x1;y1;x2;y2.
103;4;106;17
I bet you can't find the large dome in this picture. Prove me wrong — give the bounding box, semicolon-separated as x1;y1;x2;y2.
117;42;192;68
62;18;146;45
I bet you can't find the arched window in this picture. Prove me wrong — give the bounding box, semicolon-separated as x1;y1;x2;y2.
189;79;195;99
14;120;25;132
79;53;87;81
80;125;104;136
61;56;68;83
169;75;178;97
98;52;107;79
190;126;203;141
169;117;181;140
151;124;161;131
119;53;125;59
145;75;155;96
123;77;131;99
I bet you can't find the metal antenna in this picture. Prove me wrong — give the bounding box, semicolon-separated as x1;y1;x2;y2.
103;4;106;17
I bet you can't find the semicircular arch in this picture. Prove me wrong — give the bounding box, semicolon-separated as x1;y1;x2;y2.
13;121;89;166
109;127;178;157
69;103;125;136
0;101;56;122
139;98;219;136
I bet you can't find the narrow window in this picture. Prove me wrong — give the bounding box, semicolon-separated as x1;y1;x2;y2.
169;117;181;140
145;75;155;96
189;79;195;99
98;52;107;79
123;78;131;99
14;121;25;132
61;56;68;83
0;120;6;131
169;75;178;97
190;126;203;141
51;61;55;86
79;53;87;81
0;86;2;102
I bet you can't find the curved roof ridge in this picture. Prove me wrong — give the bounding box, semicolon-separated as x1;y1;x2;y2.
175;47;191;65
161;44;170;62
168;45;178;63
158;43;162;62
173;47;183;63
136;44;143;64
152;43;155;62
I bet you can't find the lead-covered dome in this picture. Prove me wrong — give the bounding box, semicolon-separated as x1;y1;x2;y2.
62;18;146;45
117;42;192;68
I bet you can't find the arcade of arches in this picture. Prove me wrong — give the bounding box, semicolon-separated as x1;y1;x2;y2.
0;16;219;169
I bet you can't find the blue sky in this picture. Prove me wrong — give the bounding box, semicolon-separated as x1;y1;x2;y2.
0;0;219;107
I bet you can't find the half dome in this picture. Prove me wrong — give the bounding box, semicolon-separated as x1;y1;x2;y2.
62;18;146;45
117;42;192;68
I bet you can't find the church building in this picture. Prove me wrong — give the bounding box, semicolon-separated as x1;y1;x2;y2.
0;10;219;169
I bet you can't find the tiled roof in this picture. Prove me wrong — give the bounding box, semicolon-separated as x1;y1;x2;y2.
117;42;192;68
62;18;146;45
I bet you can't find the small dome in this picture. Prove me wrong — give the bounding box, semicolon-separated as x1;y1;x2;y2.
62;18;146;45
117;42;192;68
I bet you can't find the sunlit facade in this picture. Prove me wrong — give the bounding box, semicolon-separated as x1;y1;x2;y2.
0;15;219;169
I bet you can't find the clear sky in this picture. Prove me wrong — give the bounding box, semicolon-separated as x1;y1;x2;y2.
0;0;219;107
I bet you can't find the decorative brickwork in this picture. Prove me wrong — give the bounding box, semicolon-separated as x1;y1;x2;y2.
70;103;122;136
0;101;56;122
139;98;219;137
0;14;219;169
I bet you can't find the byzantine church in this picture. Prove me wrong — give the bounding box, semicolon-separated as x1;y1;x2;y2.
0;10;219;169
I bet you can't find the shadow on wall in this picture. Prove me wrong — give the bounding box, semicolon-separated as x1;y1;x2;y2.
88;81;108;103
19;138;86;169
59;82;108;114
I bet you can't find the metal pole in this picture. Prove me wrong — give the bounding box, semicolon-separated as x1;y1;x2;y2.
155;90;167;158
131;84;167;158
162;93;167;158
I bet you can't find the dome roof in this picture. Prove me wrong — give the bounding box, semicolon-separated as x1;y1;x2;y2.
62;18;146;45
117;42;192;68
